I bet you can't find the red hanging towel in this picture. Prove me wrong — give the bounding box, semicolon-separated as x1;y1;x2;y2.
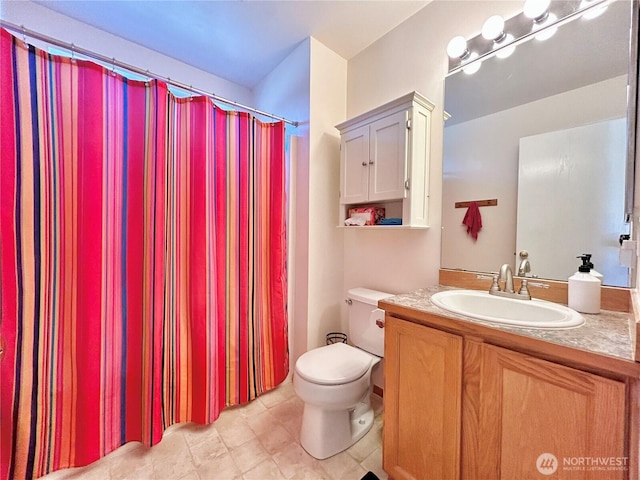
462;201;482;240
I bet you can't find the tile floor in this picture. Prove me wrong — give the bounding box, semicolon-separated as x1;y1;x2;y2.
42;381;387;480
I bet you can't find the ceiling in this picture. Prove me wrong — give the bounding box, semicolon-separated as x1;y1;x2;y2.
32;0;430;88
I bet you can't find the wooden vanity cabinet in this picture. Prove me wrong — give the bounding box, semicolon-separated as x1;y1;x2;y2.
384;316;463;480
466;342;626;480
384;315;630;480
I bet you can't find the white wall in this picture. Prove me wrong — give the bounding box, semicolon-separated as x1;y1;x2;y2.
441;76;628;274
254;39;312;368
347;1;521;114
343;0;522;298
0;0;252;105
307;39;347;348
340;1;524;389
255;38;347;361
346;0;639;369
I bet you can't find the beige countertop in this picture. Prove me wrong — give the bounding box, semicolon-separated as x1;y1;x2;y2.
380;285;637;364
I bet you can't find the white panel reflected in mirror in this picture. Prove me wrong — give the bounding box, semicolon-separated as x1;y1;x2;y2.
516;119;629;286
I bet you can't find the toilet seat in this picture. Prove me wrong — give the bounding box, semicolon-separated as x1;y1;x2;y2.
295;342;376;386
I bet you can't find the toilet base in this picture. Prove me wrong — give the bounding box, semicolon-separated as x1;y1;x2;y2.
300;400;375;460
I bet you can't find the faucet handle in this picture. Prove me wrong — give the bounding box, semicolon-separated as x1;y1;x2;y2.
489;275;501;292
518;250;531;276
518;279;531;299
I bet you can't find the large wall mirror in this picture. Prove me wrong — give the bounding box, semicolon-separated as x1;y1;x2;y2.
442;0;637;287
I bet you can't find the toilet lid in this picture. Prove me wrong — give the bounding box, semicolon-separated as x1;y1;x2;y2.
295;342;375;385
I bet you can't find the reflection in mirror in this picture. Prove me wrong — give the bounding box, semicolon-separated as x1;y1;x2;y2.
441;0;634;287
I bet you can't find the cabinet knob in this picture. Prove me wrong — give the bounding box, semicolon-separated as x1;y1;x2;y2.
369;160;374;165
361;161;367;166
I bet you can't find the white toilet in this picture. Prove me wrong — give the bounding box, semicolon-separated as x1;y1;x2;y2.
293;287;393;459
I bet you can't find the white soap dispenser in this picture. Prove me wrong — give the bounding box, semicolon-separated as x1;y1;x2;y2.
582;253;604;284
568;255;601;314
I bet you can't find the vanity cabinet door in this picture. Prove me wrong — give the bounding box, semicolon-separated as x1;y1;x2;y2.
474;344;626;480
384;316;463;480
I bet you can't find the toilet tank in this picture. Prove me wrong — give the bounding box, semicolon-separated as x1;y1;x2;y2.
346;287;394;357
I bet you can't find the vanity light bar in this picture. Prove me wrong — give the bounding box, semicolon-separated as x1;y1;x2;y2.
446;0;610;75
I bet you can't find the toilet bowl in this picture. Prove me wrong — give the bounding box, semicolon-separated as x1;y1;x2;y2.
293;287;392;459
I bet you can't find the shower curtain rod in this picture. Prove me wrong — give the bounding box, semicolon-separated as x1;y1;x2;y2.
0;20;299;127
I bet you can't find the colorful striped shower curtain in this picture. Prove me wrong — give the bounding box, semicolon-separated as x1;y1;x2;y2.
0;29;288;480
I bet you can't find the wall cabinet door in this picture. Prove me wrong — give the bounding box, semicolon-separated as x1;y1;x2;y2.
340;125;370;204
384;316;463;480
368;111;408;201
340;111;407;204
473;344;626;480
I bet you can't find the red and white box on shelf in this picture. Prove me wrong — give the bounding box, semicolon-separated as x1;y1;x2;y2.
347;206;386;225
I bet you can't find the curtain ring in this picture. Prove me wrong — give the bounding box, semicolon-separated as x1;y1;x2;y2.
111;57;116;76
70;43;76;63
189;85;193;101
21;25;28;48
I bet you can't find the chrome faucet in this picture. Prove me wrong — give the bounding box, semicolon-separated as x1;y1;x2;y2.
499;263;515;293
517;250;531;277
489;263;531;300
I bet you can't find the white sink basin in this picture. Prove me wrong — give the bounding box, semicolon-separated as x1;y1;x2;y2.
430;289;585;329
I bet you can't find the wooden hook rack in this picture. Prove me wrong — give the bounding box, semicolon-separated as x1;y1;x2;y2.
455;199;498;208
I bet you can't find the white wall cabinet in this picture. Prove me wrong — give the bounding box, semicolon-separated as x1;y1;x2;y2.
340;111;408;204
336;91;434;228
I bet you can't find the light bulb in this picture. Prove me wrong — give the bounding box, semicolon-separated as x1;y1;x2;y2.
580;0;608;19
534;13;558;41
524;0;551;20
482;15;506;41
462;53;481;75
495;34;516;59
447;36;468;59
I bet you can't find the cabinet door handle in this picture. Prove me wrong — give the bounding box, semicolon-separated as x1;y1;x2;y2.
368;160;374;165
361;161;367;166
